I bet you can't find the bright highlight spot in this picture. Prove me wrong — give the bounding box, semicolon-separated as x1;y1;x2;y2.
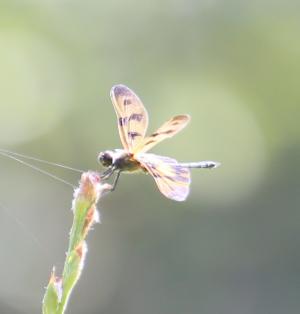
0;28;72;145
158;79;267;208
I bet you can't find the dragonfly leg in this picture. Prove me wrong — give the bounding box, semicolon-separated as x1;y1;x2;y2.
100;166;115;179
111;170;121;191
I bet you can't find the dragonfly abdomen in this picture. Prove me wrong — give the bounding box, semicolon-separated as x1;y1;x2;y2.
179;161;220;169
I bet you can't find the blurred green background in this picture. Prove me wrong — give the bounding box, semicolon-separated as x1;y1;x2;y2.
0;1;299;313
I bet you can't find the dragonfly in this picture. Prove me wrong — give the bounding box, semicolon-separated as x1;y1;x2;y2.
98;84;220;201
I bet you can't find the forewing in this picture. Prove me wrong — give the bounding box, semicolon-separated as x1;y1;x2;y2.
133;115;190;154
136;153;191;201
110;84;149;152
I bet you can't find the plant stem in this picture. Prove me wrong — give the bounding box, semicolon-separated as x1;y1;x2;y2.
42;171;111;314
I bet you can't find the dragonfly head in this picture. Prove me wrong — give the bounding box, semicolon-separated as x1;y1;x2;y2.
98;151;113;168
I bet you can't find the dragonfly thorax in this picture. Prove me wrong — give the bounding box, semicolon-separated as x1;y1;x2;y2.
98;149;141;173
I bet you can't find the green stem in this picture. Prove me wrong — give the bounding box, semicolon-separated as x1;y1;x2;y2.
42;172;111;314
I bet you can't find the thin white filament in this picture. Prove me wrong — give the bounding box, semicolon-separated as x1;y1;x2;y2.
0;200;52;262
0;151;76;188
0;148;84;173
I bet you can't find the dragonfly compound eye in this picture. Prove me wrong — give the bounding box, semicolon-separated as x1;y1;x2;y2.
98;152;113;167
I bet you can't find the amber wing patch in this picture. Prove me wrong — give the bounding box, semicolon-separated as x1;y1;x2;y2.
133;115;190;154
110;85;149;152
136;153;191;201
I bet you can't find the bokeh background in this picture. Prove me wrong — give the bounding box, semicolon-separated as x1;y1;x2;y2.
0;1;299;313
